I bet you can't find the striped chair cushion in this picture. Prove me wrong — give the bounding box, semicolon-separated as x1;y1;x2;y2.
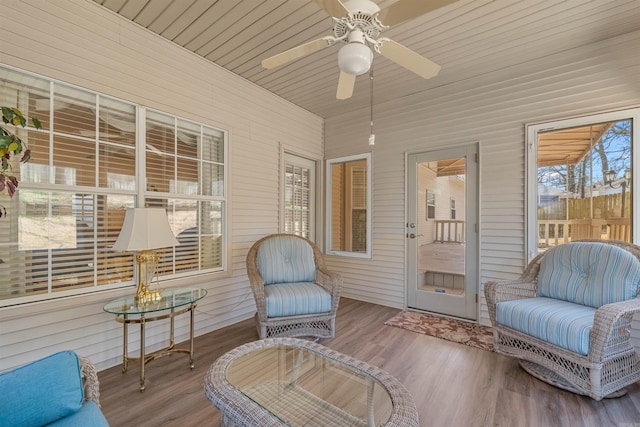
537;242;640;308
496;297;596;355
264;282;332;317
257;236;316;285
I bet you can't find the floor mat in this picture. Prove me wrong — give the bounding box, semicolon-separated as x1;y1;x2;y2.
384;310;494;351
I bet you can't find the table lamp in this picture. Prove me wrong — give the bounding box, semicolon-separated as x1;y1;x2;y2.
113;207;179;302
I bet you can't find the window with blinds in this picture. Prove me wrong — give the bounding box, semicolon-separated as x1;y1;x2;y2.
284;163;311;238
0;65;227;305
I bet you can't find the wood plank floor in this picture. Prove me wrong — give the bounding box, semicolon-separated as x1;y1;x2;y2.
98;298;640;426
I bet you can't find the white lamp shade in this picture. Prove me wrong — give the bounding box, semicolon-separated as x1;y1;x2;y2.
112;208;179;251
338;43;372;76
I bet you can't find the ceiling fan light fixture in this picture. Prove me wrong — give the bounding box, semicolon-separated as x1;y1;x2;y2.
338;42;372;76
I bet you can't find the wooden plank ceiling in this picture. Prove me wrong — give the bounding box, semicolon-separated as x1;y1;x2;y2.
91;0;640;119
538;123;613;167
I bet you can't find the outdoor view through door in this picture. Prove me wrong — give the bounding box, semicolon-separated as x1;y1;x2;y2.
407;144;478;320
537;119;632;252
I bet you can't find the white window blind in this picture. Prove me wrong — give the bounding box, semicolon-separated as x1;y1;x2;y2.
0;65;227;305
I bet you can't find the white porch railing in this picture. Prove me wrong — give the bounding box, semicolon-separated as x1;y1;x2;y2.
434;220;465;244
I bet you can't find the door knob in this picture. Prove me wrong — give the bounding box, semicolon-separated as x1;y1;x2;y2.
409;233;416;238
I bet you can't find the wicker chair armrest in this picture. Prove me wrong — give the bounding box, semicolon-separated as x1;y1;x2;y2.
588;298;640;362
79;356;101;407
484;279;537;325
316;268;343;313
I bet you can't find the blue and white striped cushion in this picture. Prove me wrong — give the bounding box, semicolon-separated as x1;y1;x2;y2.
257;236;316;285
264;282;332;317
496;297;595;355
537;242;640;308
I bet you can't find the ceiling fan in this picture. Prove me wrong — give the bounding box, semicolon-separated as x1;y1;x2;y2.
261;0;457;100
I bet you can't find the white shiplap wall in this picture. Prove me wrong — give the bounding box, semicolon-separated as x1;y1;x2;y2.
324;29;640;346
0;0;323;372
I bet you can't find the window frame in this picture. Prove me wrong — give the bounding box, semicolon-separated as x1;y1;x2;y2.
526;107;640;263
325;152;372;259
0;65;229;307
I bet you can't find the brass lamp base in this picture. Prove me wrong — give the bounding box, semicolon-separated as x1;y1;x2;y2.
135;250;162;304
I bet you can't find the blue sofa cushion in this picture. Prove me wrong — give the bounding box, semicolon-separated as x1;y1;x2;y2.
265;282;332;317
496;297;596;355
0;350;84;427
257;236;316;285
46;401;109;427
537;242;640;308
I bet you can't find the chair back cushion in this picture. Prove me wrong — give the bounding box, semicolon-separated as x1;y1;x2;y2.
537;242;640;308
0;350;84;427
257;235;316;285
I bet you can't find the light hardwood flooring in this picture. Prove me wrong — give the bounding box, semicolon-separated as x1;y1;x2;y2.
98;298;640;426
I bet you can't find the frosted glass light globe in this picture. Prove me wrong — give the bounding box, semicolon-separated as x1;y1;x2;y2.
338;43;372;76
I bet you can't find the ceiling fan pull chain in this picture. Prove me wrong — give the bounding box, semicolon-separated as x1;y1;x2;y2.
369;63;375;146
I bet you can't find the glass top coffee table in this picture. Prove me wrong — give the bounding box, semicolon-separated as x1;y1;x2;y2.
204;338;418;426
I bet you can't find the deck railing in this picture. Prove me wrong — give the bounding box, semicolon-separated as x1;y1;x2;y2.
434;220;465;243
538;218;631;247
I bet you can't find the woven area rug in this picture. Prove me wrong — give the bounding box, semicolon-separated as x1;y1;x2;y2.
384;310;494;351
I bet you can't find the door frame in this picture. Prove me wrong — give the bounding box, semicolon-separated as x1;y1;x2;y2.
405;142;480;320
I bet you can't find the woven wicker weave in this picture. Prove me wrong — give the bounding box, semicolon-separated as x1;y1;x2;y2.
246;234;342;339
204;338;419;427
484;239;640;400
79;355;102;407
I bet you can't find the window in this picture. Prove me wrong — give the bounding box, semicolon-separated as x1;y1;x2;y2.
527;108;639;261
450;198;456;220
426;190;435;220
283;153;316;240
326;153;371;258
0;65;227;305
144;110;226;275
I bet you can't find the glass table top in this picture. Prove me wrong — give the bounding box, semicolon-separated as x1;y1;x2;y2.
103;287;207;315
226;343;393;426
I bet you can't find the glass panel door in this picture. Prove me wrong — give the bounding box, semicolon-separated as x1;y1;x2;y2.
407;144;478;320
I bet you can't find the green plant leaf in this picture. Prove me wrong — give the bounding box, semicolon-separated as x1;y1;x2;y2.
31;117;42;129
0;135;12;148
2;107;14;124
8;141;20;153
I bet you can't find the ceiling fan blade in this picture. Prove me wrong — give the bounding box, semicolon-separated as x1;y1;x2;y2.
314;0;349;18
336;71;356;100
377;0;457;27
262;36;334;69
378;38;441;79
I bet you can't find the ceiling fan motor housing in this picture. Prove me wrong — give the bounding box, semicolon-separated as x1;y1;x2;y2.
333;0;384;41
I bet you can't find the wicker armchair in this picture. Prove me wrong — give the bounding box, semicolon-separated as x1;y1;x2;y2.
79;355;102;407
246;233;342;339
485;240;640;400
